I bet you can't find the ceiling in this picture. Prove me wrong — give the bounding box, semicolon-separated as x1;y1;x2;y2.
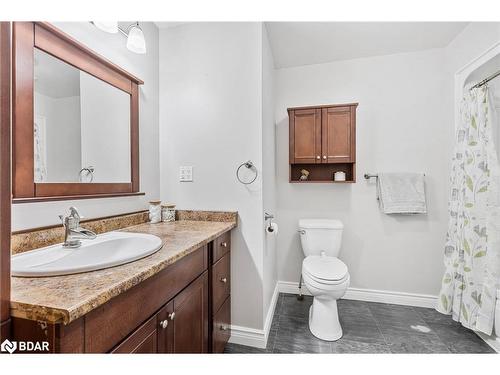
265;22;469;68
155;22;187;29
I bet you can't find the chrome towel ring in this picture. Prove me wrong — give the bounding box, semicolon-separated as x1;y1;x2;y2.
236;160;258;185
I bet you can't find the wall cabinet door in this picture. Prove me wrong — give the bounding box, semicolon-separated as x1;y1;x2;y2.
157;272;209;353
290;109;322;164
321;106;354;163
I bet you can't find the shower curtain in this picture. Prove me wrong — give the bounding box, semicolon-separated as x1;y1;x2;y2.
437;85;500;335
34;116;47;182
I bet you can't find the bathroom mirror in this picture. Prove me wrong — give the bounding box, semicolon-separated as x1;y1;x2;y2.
12;22;143;202
34;48;131;184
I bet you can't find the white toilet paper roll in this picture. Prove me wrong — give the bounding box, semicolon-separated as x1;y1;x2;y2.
267;222;278;234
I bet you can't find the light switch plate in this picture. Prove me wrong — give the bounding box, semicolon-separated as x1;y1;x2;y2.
179;166;193;182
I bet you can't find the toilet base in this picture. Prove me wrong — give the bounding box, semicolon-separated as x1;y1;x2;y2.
308;297;343;341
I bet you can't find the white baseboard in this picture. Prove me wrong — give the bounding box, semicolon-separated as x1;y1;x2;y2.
264;283;280;340
277;281;438;308
228;282;279;349
228;325;267;349
344;287;437;308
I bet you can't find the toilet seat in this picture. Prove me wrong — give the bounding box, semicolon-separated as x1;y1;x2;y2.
303;255;348;284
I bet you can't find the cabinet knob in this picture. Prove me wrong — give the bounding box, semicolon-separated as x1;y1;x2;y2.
220;325;228;331
316;156;320;160
220;277;227;283
323;156;327;160
168;312;176;320
220;242;228;248
160;320;169;329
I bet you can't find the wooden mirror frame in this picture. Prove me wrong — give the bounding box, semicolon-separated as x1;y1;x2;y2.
12;22;144;203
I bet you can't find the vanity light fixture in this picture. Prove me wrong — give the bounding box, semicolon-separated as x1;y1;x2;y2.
92;21;119;34
123;23;147;54
91;21;147;54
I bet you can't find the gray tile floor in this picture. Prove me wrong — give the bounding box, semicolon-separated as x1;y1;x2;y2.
224;293;495;354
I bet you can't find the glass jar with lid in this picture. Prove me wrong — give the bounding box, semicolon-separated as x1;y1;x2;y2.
149;200;162;224
161;203;176;222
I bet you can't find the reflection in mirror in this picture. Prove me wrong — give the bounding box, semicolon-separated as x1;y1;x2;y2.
34;48;131;183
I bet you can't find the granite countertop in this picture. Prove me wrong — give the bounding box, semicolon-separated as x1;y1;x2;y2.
10;219;236;325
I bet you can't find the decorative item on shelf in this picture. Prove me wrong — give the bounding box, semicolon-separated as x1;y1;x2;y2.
300;169;310;181
149;200;162;224
161;203;176;222
334;171;346;182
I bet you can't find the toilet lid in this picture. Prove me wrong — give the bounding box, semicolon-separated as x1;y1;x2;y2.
303;256;348;281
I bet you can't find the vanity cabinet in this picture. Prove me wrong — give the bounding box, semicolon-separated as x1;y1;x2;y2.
288;103;358;183
11;231;232;354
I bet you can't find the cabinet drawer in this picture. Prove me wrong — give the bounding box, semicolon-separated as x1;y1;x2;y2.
213;231;230;264
212;253;230;314
111;315;157;353
212;296;231;353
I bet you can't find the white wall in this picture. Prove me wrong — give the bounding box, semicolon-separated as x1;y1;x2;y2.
262;25;278;320
159;23;266;330
12;22;159;231
275;48;451;296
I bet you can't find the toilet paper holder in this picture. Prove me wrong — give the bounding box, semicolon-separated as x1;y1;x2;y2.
265;212;276;232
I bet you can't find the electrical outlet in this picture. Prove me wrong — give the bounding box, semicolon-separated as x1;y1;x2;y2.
179;166;193;182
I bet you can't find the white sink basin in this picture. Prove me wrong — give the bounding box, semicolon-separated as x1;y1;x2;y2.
12;231;163;277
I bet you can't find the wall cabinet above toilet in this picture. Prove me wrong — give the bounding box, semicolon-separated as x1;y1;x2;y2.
288;103;358;183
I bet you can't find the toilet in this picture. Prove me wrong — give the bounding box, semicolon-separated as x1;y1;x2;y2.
299;219;350;341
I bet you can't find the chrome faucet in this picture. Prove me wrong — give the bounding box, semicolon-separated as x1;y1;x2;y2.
59;207;97;248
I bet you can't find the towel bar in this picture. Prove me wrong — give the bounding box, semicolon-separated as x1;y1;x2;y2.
364;173;425;180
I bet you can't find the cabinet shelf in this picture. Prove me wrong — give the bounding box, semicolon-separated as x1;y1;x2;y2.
289;162;356;183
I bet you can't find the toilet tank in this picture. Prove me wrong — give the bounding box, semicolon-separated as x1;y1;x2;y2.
299;219;344;257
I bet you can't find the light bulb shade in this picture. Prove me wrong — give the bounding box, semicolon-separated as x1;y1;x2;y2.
126;25;147;54
93;21;119;34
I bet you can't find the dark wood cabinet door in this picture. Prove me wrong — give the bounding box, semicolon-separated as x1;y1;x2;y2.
172;272;209;353
290;108;322;164
111;316;157;354
156;301;174;353
321;107;354;163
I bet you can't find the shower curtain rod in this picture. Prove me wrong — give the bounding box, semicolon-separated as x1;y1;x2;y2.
470;70;500;90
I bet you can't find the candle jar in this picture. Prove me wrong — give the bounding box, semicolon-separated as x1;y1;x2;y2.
149;200;162;224
162;203;176;222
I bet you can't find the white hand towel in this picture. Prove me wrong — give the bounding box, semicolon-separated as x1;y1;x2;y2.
377;173;427;214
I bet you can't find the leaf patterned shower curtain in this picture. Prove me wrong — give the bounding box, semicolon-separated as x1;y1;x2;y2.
437;85;500;335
